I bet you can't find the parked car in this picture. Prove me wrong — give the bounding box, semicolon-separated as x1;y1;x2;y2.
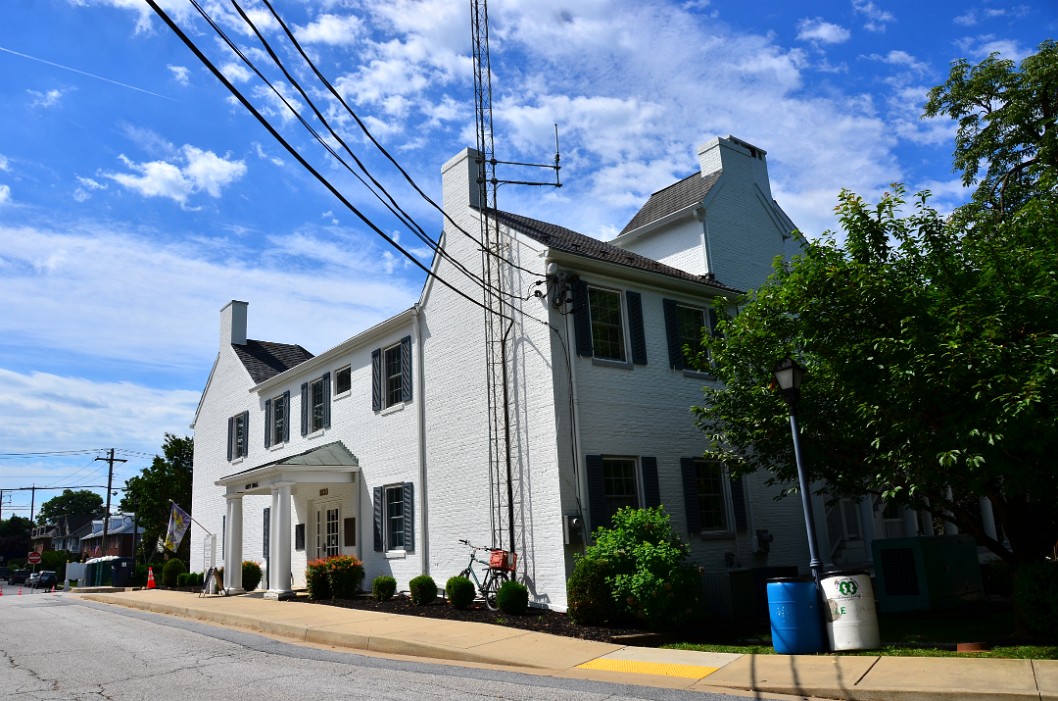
36;571;58;589
26;572;40;588
9;570;29;585
0;566;10;582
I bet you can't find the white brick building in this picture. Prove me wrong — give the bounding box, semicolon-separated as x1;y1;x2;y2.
191;136;836;613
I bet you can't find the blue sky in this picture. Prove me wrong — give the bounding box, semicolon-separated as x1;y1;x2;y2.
0;0;1051;522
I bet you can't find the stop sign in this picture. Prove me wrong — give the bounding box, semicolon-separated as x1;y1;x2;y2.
27;551;41;565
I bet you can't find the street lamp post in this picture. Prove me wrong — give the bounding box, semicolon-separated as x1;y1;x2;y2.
773;357;823;589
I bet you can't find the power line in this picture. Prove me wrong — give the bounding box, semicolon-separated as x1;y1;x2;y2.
146;0;539;326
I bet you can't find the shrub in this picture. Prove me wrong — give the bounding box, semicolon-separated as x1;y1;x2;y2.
242;561;263;591
446;576;475;609
409;575;437;605
567;506;701;630
496;579;529;614
567;556;617;626
1015;560;1058;642
325;556;364;599
372;575;397;601
305;559;331;600
162;558;186;587
176;572;190;587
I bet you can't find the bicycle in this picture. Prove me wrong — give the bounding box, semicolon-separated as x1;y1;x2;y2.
456;539;517;610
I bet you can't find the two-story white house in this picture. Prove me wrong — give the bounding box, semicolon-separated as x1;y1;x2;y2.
191;136;854;614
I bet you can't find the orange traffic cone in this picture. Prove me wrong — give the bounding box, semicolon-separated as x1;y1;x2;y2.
147;566;157;590
50;584;55;593
18;586;22;595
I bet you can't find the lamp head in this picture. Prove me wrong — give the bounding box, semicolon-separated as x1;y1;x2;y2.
773;356;804;405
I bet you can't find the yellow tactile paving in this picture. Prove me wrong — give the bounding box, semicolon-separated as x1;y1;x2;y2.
576;657;720;679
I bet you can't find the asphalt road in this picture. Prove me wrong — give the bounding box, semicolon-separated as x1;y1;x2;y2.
0;586;754;701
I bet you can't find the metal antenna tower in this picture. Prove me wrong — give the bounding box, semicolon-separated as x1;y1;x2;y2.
471;0;562;557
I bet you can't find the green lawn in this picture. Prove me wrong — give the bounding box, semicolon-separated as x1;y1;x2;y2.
665;600;1058;659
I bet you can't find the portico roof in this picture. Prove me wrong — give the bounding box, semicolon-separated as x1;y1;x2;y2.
216;441;360;496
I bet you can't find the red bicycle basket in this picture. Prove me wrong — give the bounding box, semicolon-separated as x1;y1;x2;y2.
489;549;517;571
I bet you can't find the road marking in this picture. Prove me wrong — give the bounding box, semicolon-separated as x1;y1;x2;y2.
576;658;720;679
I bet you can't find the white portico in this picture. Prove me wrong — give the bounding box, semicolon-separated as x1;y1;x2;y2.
215;441;360;599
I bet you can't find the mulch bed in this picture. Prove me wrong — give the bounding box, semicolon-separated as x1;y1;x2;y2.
291;593;661;644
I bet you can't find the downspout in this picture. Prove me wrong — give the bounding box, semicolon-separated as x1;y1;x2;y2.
413;305;429;575
502;320;515;554
550;257;586;542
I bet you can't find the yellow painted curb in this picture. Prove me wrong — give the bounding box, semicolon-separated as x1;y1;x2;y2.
576;658;719;679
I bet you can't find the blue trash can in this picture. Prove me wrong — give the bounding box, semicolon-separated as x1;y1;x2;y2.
767;577;825;654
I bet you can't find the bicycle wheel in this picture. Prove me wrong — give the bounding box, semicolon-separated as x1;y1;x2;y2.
483;569;509;610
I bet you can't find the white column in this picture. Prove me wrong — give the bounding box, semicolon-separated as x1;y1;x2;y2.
943;486;959;535
224;495;244;594
980;496;998;541
265;483;293;599
902;506;920;536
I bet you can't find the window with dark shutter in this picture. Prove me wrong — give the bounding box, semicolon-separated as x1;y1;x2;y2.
641;456;660;507
373;486;383;551
626;291;647;365
400;336;413;403
402;481;414;551
300;382;309;436
264;398;272;448
371;348;382;411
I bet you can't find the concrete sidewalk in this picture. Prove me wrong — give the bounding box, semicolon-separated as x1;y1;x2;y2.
75;589;1057;701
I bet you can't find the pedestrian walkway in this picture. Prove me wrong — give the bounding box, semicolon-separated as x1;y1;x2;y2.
75;589;1057;700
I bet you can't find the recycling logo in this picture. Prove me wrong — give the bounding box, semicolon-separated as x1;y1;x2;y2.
837;578;859;596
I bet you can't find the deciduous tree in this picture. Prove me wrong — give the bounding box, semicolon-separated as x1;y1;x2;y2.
120;434;193;562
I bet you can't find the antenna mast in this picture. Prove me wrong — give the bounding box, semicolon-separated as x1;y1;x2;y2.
470;0;513;555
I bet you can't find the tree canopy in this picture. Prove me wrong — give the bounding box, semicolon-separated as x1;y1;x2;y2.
120;434;193;562
37;489;104;526
924;39;1058;218
693;41;1058;569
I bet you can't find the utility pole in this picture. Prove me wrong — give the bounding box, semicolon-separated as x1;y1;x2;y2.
95;449;126;557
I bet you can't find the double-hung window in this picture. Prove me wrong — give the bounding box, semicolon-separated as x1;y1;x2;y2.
335;365;352;396
663;298;717;371
226;411;249;461
300;373;331;436
589;287;626;362
371;336;412;411
681;457;745;536
264;391;290;448
585;454;660;532
373;482;414;553
572;279;647;365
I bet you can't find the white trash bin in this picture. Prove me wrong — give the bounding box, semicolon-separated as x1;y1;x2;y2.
821;570;881;651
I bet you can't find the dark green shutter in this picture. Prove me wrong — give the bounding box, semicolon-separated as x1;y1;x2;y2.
403;482;414;551
401;335;413;403
626;291;647;365
681;458;701;534
663;298;684;370
241;411;249;457
731;475;748;532
300;382;309;436
226;416;234;461
373;486;383;552
641;456;660;508
282;390;291;442
572;278;593;357
586;455;606;535
371;348;382;411
264;398;272;448
322;372;331;429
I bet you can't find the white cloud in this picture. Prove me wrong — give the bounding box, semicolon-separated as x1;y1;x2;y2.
797;18;851;44
103;146;247;204
865;50;928;73
0;155;8;171
852;0;895;32
0;368;201;455
0;184;10;205
29;88;64;108
168;65;190;86
295;13;365;46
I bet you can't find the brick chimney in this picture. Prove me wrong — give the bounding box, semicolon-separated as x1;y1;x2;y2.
220;300;248;347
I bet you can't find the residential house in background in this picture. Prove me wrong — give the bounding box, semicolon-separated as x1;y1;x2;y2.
192;136;953;615
80;514;142;560
51;514;95;555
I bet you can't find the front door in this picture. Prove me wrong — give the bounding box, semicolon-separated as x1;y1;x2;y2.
316;504;340;560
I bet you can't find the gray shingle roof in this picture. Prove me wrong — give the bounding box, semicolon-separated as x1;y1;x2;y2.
619;170;721;235
490;208;740;293
233;339;314;384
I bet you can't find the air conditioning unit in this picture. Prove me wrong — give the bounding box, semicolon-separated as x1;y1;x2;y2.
872;535;984;613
